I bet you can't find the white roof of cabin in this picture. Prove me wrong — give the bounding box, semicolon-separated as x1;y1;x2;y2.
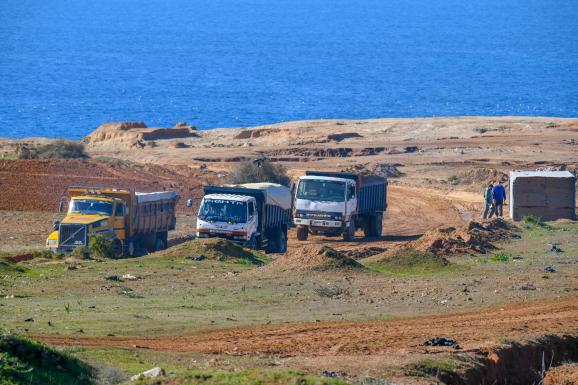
510;171;576;182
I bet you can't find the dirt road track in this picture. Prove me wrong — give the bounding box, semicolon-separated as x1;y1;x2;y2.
38;295;578;356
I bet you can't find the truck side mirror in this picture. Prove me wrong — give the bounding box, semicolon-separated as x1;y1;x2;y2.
52;220;60;230
186;199;193;208
58;200;65;213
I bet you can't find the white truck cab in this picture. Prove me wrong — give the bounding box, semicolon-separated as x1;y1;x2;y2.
293;175;357;230
293;171;388;241
196;193;258;244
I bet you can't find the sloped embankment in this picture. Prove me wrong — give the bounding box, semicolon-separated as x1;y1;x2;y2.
155;238;270;265
0;334;98;385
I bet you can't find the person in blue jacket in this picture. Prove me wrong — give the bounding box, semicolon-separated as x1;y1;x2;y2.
491;181;507;217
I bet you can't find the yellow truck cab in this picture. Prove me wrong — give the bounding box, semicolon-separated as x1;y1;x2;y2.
47;187;178;256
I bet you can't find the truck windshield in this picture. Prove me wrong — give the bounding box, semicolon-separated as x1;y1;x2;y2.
296;180;345;202
199;199;247;223
69;199;113;215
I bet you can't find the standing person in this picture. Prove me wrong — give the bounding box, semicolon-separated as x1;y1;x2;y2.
492;181;507;217
482;182;495;219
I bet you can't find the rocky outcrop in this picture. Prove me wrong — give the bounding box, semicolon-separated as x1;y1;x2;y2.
84;122;199;148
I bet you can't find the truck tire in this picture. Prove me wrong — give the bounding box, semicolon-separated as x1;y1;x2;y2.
296;226;309;241
374;212;383;237
112;239;123;258
277;232;287;254
124;240;136;257
154;237;166;251
342;223;355;241
363;217;374;237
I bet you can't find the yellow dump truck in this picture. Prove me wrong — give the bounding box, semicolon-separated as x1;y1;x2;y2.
46;187;179;256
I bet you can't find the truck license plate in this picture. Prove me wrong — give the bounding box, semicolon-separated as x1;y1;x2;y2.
312;220;326;226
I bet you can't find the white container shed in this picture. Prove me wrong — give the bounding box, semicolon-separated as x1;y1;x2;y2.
509;171;576;221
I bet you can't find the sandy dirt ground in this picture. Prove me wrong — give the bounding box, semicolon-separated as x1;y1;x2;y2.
2;116;578;383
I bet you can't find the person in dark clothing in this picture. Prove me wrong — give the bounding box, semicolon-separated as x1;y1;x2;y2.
482;182;495;219
491;181;507;217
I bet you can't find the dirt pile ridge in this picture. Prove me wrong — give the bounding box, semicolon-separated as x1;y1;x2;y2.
260;245;364;273
156;238;267;265
544;363;578;385
407;218;518;255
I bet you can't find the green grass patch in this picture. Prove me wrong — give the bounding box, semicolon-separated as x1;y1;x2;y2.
405;358;456;378
489;251;510;263
157;239;271;265
0;261;28;275
364;249;454;276
134;369;349;385
0;334;96;385
521;215;545;227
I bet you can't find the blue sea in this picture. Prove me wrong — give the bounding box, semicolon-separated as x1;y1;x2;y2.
1;0;577;139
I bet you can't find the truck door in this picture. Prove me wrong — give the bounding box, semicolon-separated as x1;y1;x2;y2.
247;200;257;238
114;202;127;239
346;182;357;219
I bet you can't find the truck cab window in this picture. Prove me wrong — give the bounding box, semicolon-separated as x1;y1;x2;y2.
248;202;255;217
115;203;124;217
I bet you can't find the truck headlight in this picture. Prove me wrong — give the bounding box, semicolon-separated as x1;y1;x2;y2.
47;240;57;247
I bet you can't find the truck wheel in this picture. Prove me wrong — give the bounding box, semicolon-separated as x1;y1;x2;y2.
374;212;383;237
246;236;259;250
277;232;287;254
296;226;308;241
112;240;123;258
363;217;374;237
126;241;136;257
154;238;166;252
342;224;355;241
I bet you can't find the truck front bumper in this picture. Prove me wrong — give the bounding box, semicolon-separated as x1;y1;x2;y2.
293;218;342;228
49;246;81;255
197;232;249;243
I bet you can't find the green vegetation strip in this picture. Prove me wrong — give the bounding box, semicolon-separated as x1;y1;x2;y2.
134;369;349;385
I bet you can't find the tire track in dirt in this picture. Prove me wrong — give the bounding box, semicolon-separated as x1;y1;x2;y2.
37;295;578;356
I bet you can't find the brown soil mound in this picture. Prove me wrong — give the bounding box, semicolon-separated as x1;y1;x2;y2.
0;159;213;212
408;218;518;255
544;363;578;385
263;245;364;272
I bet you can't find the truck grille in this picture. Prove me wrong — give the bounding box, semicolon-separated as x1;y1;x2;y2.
58;224;87;247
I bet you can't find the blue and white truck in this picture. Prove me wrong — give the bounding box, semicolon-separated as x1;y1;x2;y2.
293;171;387;241
193;183;292;253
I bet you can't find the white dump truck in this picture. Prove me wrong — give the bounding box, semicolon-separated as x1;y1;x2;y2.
192;183;292;253
293;171;388;241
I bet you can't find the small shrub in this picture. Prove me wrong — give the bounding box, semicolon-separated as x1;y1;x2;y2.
228;159;290;186
52;252;65;260
32;249;52;259
405;358;456;378
522;215;542;226
19;140;87;159
447;175;459;185
70;246;91;260
88;234;115;259
490;251;510;263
